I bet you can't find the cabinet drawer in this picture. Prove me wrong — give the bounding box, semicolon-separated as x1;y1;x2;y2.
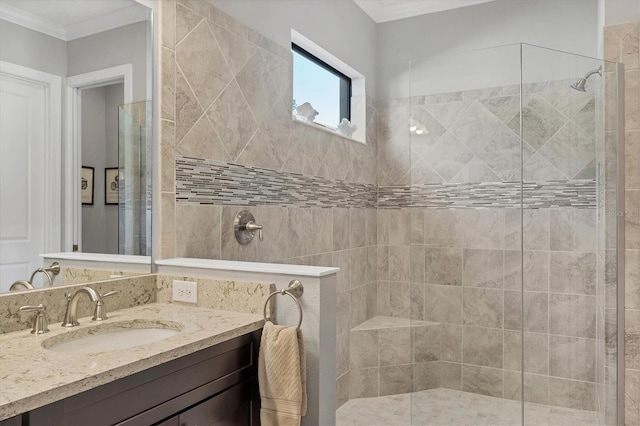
28;331;260;426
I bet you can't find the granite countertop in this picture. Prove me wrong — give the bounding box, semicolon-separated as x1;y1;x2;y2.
0;303;264;420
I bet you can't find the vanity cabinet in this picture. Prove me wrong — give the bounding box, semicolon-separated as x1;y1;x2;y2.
24;330;261;426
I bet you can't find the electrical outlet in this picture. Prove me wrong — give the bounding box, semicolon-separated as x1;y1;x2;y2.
173;280;197;304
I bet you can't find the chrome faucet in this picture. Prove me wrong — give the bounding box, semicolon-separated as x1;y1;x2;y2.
61;287;118;327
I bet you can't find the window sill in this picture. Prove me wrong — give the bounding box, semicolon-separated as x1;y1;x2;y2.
292;117;366;145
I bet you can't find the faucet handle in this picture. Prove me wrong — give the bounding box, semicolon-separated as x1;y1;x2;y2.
101;290;119;299
93;290;119;321
19;304;50;334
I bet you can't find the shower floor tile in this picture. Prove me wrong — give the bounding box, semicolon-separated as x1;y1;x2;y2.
336;388;598;425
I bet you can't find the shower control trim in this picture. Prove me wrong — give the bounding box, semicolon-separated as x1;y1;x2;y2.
234;210;263;245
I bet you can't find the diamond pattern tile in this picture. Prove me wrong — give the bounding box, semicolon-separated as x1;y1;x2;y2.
478;128;535;181
538;121;596;179
424;131;474;182
508;96;567;150
176;22;233;110
450;101;505;154
235;52;281;124
206;80;258;161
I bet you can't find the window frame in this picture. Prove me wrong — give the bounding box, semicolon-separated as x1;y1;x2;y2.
291;42;352;123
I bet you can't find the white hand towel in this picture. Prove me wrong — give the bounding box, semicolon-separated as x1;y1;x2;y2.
258;321;307;426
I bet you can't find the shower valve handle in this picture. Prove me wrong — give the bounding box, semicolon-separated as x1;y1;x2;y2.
245;221;263;242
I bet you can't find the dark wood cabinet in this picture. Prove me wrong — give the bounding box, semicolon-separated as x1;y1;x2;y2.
20;330;261;426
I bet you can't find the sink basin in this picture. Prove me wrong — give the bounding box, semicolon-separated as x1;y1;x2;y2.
42;320;183;353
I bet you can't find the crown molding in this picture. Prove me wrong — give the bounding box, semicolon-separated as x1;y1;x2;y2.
0;2;66;39
65;5;149;41
0;2;149;41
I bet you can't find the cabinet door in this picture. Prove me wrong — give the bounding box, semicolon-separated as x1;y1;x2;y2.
0;415;21;426
155;415;179;426
179;380;254;426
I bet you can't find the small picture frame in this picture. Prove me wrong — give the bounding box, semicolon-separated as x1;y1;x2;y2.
105;168;119;205
81;166;94;205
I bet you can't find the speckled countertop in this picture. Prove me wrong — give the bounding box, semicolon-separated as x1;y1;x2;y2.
0;303;263;420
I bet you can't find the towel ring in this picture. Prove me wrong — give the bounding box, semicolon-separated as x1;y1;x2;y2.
263;280;304;331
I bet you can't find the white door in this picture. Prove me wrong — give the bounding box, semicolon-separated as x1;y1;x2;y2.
0;73;48;291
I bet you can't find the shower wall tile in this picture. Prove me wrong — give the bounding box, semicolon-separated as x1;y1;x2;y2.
462;365;503;398
549;251;597;295
626;368;640;426
550;208;596;252
462;249;503;288
539;121;595;180
504;291;548;334
425;247;463;286
350;286;368;328
626;69;639;130
510;96;567;151
389;247;411;283
389;209;411;246
336;372;350;409
379;327;412;366
627;309;640;370
175;204;221;259
463;209;504;250
503;330;549;375
549;335;596;382
462;326;503;368
350;329;378;369
389;282;411;318
410;246;425;284
440;324;463;363
549;294;596;339
503;250;549;292
462;288;503;328
423;209;464;247
626;130;640;190
413;324;440;362
424;284;463;324
439;361;463;390
379;365;413;396
413;362;441;391
548;377;595;411
350;368;378;399
160;3;384;410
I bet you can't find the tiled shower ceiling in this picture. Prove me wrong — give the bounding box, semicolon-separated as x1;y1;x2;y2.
353;0;497;23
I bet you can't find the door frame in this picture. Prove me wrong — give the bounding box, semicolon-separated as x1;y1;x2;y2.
63;64;132;251
0;60;62;255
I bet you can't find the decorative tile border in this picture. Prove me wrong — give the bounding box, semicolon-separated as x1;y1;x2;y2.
176;157;378;208
378;180;596;209
176;156;596;210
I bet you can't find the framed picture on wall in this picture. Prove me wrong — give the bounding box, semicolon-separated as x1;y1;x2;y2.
81;166;94;205
105;168;119;205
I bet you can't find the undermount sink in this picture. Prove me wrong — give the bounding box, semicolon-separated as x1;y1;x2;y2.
42;320;184;353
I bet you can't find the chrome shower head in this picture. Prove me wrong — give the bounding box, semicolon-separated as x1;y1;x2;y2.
571;78;588;92
570;66;602;92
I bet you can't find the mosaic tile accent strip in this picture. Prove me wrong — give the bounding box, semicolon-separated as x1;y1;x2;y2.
176;156;378;208
177;156;595;210
378;180;596;209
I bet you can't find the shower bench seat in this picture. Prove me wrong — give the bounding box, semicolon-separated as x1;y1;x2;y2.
350;316;449;397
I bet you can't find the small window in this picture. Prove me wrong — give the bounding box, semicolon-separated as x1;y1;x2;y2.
292;43;351;129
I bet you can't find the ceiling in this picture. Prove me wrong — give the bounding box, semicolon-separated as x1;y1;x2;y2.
0;0;149;41
354;0;497;23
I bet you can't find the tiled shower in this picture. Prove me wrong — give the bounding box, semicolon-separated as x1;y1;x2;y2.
159;1;625;424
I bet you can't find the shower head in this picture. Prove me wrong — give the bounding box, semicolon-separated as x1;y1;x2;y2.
570;66;602;92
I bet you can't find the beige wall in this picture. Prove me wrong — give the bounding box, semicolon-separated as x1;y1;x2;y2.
604;19;640;426
159;0;378;408
157;0;636;418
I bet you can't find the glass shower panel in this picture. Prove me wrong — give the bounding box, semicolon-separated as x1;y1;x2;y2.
520;44;620;425
407;44;524;425
118;100;152;256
